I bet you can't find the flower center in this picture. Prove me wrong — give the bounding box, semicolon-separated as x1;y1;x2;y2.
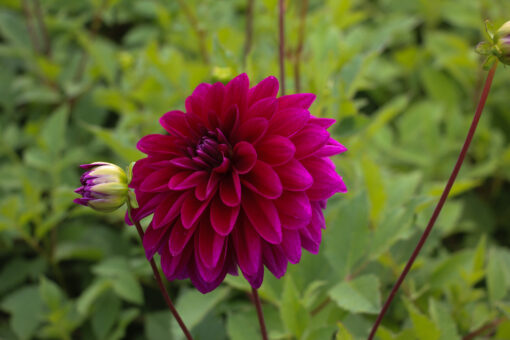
191;129;231;168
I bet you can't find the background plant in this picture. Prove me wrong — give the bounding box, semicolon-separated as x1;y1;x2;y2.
1;0;510;339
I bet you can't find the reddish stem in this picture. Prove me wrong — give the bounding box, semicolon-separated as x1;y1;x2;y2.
278;0;286;95
243;0;254;68
252;288;269;340
127;207;194;340
367;61;499;340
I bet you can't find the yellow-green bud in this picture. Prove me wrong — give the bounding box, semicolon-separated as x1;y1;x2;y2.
494;21;510;65
74;162;128;212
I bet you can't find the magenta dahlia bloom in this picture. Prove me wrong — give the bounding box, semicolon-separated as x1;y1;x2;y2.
129;74;347;293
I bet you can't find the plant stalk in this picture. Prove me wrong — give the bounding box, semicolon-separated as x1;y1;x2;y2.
127;206;194;340
367;60;499;340
252;288;269;340
278;0;286;95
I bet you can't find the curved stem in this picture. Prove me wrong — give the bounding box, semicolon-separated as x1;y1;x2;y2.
251;288;269;340
278;0;286;95
368;61;499;340
127;206;194;340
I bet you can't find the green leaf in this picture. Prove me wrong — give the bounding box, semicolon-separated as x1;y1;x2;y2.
226;310;260;340
336;322;354;340
488;248;507;304
171;287;230;339
146;310;174;340
280;275;309;338
328;274;381;314
1;285;44;340
405;301;440;340
40;105;69;156
39;277;65;311
111;272;144;305
107;308;139;340
76;278;112;315
92;292;121;340
361;156;387;224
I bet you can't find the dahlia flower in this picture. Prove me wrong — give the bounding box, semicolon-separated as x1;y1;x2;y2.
495;21;510;65
74;162;128;212
129;74;347;293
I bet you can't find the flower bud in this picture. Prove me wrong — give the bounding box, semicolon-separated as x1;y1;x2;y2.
494;21;510;65
74;162;128;212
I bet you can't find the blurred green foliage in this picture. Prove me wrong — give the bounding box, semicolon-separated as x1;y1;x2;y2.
1;0;510;339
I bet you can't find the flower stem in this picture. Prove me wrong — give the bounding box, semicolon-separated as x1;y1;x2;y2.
367;60;499;340
251;288;269;340
243;0;254;68
294;0;308;93
278;0;286;95
127;206;194;340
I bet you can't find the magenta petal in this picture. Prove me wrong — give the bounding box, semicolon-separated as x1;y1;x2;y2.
169;171;208;190
262;243;287;278
246;97;278;121
219;171;241;207
309;117;336;128
314;138;348;157
233;216;262;276
256;135;295;166
241;161;282;199
137;134;181;155
152;192;185;229
291;124;330;159
275;191;312;229
268;108;310;137
169;157;200;170
140;167;177;192
210;195;240;236
160;110;191;138
198;218;226;268
242;191;282;244
277;93;316;110
204;82;225;117
281;229;302;264
143;223;168;260
160;242;192;280
222;73;249;117
233;141;257;174
181;192;211;229
248;76;279;106
169;218;198;256
233;117;268;144
302;157;347;200
274;159;313;191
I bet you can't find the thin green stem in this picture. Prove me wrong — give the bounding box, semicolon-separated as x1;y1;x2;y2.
278;0;286;95
367;60;499;340
127;204;194;340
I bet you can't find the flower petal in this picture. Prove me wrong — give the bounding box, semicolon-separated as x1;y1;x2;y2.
241;161;282;199
256;135;295;166
268;108;310;137
277;93;316;110
152;192;186;229
169;171;208;190
233;215;262;276
242;191;282;244
210;195;240;236
219;171;241;207
137;134;181;155
274;191;312;229
291;124;330;159
160;242;192;280
314;138;348;157
233;117;269;145
274;159;313;191
248;76;279;106
140;167;178;192
281;229;302;264
222;73;249;117
169;218;198;256
181;192;211;229
301;157;347;200
160;111;191;138
143;222;168;259
198;217;226;268
233;141;257;174
246;97;278;121
262;243;287;278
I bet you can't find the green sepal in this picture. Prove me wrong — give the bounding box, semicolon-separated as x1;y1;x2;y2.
126;162;135;185
128;190;138;209
485;20;496;41
476;41;492;56
483;55;497;70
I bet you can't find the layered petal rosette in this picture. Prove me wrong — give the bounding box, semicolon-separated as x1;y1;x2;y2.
129;74;347;293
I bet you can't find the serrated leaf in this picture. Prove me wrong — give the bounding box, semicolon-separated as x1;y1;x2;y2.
328;275;381;314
